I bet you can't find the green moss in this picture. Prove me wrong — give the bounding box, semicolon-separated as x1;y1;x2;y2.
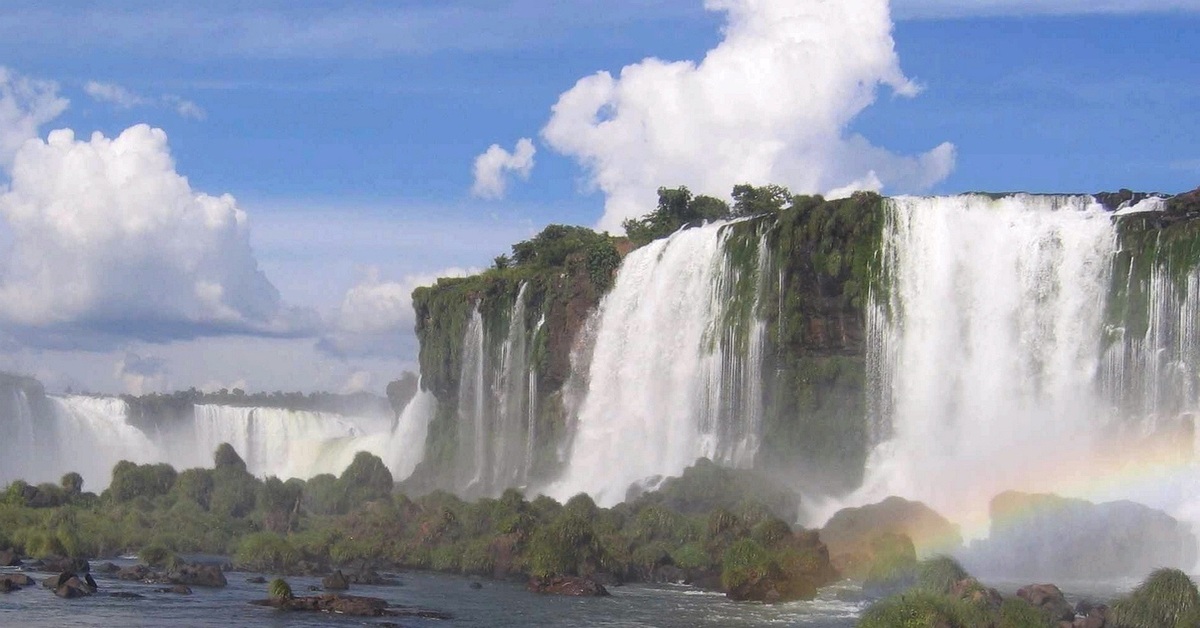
916;556;970;595
857;590;991;628
720;538;774;591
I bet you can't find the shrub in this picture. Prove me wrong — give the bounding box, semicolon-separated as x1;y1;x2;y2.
858;590;989;628
139;542;175;568
268;578;293;600
1110;568;1200;628
234;532;299;573
997;598;1056;628
671;542;710;571
720;538;773;591
916;556;969;595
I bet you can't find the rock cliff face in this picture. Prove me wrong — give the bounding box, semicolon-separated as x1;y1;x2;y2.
406;194;884;496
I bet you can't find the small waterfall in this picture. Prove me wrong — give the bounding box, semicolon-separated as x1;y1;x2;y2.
547;220;771;506
453;284;540;495
48;396;161;486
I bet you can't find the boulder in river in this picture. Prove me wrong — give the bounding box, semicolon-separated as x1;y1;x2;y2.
168;563;227;588
527;575;610;596
0;548;21;567
322;569;349;591
1017;583;1075;623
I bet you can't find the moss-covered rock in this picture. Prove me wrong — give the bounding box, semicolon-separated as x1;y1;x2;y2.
1109;568;1200;628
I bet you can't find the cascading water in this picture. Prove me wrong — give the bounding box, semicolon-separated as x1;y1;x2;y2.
454;285;540;496
837;194;1200;537
0;389;435;489
547;220;771;506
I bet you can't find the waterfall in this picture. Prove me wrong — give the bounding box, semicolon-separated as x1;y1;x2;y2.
453;284;538;496
0;389;434;489
837;194;1200;536
547;220;771;506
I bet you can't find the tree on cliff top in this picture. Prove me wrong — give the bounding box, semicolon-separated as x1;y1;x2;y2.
622;186;730;245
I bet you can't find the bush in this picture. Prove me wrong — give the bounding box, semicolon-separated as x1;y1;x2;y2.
234;532;299;573
858;590;989;628
916;556;969;595
139;542;176;568
671;542;710;571
1110;568;1200;628
720;538;773;591
269;577;293;600
997;598;1056;628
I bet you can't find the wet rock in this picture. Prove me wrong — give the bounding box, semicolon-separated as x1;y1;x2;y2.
168;563;226;588
322;569;349;591
2;573;34;587
246;576;267;584
725;531;839;603
40;556;89;573
0;579;16;593
0;548;21;567
93;562;120;574
54;575;93;598
469;581;483;590
821;496;962;577
348;568;399;586
251;593;453;619
968;492;1197;579
527;575;610;596
154;585;192;594
117;565;156;581
1018;583;1076;623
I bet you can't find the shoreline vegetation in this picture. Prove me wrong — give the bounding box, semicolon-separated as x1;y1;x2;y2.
2;444;1197;626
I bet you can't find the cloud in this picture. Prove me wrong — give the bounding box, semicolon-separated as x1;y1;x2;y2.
320;267;473;358
893;0;1200;19
115;351;168;394
84;80;147;108
86;80;206;121
0;67;69;170
541;0;956;231
164;95;207;121
0;124;315;348
472;138;536;199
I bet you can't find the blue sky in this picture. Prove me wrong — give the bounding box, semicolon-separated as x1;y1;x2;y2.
0;0;1196;394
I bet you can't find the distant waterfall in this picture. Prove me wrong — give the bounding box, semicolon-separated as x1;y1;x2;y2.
548;220;771;506
0;390;435;489
454;284;540;495
840;194;1200;534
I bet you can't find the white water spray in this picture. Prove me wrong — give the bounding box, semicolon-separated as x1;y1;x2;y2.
547;220;770;506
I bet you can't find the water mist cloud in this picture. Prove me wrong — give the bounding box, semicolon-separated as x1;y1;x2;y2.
471;138;536;200
0;124;315;347
541;0;956;232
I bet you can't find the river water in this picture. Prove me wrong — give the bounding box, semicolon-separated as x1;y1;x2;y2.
0;561;867;627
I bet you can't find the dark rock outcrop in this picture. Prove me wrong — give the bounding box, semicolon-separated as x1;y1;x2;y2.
965;491;1198;579
168;563;227;588
821;496;962;576
322;569;349;591
251;594;453;619
1017;583;1075;623
1;573;34;587
0;548;21;567
527;575;610;596
93;562;120;574
40;556;89;573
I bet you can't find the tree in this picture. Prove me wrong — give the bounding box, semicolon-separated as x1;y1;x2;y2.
60;472;83;498
214;443;248;473
339;451;393;508
731;184;792;216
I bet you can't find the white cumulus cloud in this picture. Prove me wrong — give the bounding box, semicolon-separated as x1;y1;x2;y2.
321;267;473;358
0;124;314;347
541;0;956;232
471;138;536;199
0;67;68;170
